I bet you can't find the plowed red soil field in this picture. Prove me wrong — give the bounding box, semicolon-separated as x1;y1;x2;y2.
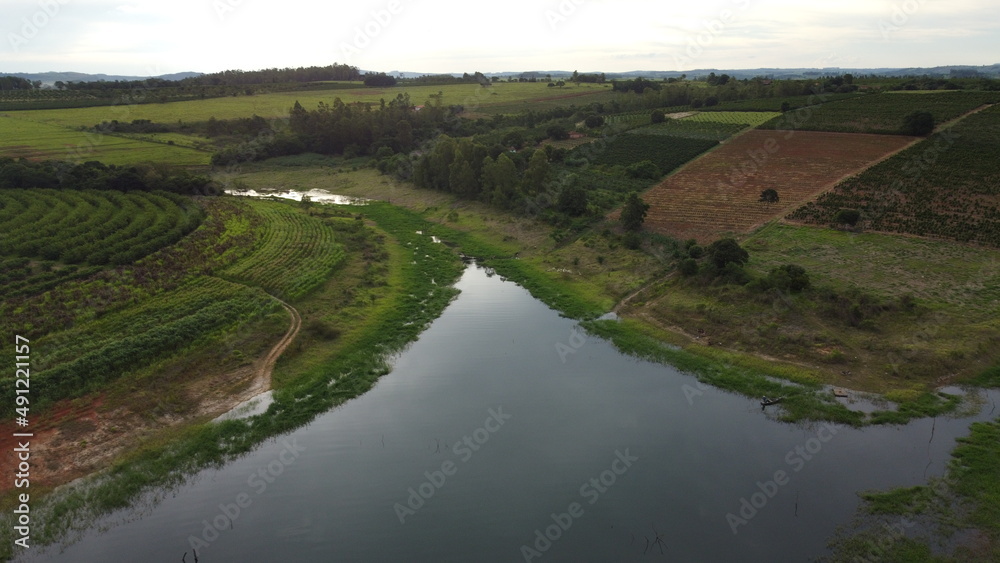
640;130;919;242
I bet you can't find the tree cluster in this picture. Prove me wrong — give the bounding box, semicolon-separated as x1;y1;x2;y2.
0;158;218;195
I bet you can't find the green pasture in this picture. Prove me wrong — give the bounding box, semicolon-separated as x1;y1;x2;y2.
0;114;210;166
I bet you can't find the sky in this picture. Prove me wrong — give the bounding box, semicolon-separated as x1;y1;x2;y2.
2;0;998;76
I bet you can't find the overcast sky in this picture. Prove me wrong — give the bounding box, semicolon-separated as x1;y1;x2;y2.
2;0;997;76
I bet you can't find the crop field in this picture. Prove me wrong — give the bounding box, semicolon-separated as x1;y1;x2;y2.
0;195;304;412
704;92;862;112
638;130;919;242
682;111;782;128
29;276;278;406
0;189;202;265
0;82;606;129
0;114;210;166
586;134;718;172
760;91;999;134
629;119;745;141
222;199;347;300
789;103;1000;246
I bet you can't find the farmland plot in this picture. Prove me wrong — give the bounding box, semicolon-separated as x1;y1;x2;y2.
789;103;1000;246
638;130;919;243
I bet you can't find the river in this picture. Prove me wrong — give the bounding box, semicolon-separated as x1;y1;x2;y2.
26;263;999;562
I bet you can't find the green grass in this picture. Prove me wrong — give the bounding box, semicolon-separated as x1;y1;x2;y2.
745;224;1000;313
0;114;210;166
829;418;1000;562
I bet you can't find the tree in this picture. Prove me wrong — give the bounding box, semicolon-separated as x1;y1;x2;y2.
902;111;934;136
546;124;569;140
584;115;604;128
363;72;397;87
620;192;650;232
767;264;810;293
626;160;660;180
706;238;749;269
759;189;779;204
481;154;519;208
557;183;588;216
650;109;666;124
521;150;550;195
834;209;861;226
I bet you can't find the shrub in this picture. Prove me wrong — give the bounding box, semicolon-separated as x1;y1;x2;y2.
679;258;698;276
834;208;861;226
767;264;811;293
706;238;749;269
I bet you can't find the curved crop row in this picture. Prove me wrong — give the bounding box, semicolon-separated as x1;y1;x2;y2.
222;200;346;300
0;189;203;266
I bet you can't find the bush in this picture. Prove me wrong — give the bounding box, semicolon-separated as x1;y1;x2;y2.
625;160;661;180
651;110;666;124
679;258;698;276
767;264;811;293
706;238;749;269
584;115;604;128
834;208;861;226
688;245;704;259
622;231;642;250
902;111;934;136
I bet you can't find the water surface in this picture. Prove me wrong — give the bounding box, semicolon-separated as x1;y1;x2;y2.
28;264;999;562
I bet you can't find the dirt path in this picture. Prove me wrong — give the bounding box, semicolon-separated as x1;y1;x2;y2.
0;295;303;493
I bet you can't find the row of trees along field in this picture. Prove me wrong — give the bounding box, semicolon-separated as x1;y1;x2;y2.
0;158;219;195
211;93;467;165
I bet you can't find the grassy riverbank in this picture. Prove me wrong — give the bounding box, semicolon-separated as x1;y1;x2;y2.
826;415;1000;561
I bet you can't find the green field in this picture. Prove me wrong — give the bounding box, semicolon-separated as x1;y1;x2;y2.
0;114;210;165
789;103;1000;246
0;193;352;413
682;111;782;127
761;91;999;134
0;82;604;128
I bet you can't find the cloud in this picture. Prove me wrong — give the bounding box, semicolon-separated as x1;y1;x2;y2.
1;0;997;74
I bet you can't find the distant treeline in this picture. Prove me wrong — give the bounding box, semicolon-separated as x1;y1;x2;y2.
210;93;466;165
0;76;37;90
182;64;361;86
0;158;218;195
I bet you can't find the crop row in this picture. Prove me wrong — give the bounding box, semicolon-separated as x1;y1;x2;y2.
682;111;782;128
585;134;719;172
18;277;279;408
0;189;203;266
629;120;746;141
760;91;999;134
788;104;1000;246
222;200;347;300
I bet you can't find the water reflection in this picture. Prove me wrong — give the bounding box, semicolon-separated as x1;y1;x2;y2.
24;263;1000;563
225;188;368;205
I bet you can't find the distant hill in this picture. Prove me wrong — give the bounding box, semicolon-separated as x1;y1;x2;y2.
6;64;998;87
1;71;203;86
480;64;1000;80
